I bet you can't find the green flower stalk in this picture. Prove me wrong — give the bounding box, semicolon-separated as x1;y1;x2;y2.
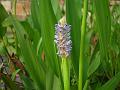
61;57;70;90
54;16;71;90
78;0;88;90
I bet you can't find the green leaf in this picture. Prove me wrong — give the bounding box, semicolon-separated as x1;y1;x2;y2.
10;16;45;90
11;69;20;80
0;42;6;55
20;74;35;90
31;0;41;31
53;75;62;90
66;0;81;77
0;27;6;38
20;20;35;41
37;0;61;77
51;0;62;20
35;0;64;89
46;69;54;90
2;16;12;27
0;4;8;24
88;52;101;77
94;0;111;73
0;3;8;38
98;72;120;90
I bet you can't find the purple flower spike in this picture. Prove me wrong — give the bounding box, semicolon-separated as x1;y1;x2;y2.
54;23;72;58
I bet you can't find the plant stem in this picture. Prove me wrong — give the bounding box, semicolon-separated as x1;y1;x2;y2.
61;58;70;90
12;0;17;15
78;0;88;90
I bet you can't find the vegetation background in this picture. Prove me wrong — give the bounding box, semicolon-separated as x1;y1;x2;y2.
0;0;120;90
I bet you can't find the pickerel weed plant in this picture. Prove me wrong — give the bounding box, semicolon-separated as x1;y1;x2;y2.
0;0;120;90
54;16;71;90
54;17;72;58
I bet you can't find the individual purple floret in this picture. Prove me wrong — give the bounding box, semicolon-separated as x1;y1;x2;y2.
54;23;72;58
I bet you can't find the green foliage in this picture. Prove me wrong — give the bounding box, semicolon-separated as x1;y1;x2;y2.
1;73;19;90
97;72;120;90
0;4;8;38
0;0;120;90
66;0;81;77
88;52;100;77
94;0;112;74
9;16;45;90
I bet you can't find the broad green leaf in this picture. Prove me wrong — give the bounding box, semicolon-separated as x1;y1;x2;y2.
51;0;62;20
94;0;111;73
36;0;64;89
66;0;81;77
37;0;61;77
